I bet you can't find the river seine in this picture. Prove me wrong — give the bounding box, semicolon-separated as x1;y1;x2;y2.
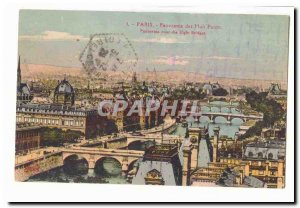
28;101;244;184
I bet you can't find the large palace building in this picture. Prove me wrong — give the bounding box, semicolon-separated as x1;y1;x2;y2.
16;103;103;138
16;60;105;138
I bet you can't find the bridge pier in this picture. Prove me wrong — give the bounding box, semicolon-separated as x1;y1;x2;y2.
87;168;95;177
227;116;231;124
210;115;215;123
122;163;128;176
88;161;95;169
86;161;95;177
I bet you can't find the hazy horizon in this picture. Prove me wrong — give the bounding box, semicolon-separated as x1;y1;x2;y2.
18;10;290;82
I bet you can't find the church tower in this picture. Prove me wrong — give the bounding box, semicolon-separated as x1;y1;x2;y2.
17;56;21;89
16;56;32;104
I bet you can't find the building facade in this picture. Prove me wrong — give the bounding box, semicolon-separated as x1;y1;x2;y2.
15;124;41;154
16;103;105;138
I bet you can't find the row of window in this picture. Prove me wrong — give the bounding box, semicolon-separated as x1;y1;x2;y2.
63;120;84;127
16;140;39;153
251;170;276;176
248;151;274;159
17;117;85;127
18;108;86;116
16;131;39;139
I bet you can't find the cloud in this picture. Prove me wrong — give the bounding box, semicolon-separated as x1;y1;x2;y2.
19;31;88;41
132;37;187;44
205;56;240;60
153;57;189;66
156;55;240;60
150;55;241;67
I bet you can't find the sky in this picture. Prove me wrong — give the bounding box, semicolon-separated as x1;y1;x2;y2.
18;10;290;81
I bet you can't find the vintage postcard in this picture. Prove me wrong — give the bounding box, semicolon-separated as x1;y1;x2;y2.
15;9;290;189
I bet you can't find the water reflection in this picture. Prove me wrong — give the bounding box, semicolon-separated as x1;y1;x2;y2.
28;156;128;184
63;155;88;175
95;157;122;176
127;140;155;151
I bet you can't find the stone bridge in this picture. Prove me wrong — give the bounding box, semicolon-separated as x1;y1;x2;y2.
202;112;263;123
186;111;263;123
122;133;183;148
78;131;184;150
61;147;144;175
199;102;241;113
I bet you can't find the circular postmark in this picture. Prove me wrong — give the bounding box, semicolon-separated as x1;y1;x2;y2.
79;33;138;74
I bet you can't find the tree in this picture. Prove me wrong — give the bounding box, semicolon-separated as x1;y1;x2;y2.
240;91;285;139
213;88;228;96
240;121;264;140
40;127;84;147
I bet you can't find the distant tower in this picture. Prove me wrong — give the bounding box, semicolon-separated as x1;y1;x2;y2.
213;126;220;162
17;56;21;89
132;72;137;83
16;56;32;104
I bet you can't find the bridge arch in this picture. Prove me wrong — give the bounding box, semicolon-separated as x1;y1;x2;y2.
127;139;155;150
230;108;241;114
128;159;139;172
199;115;210;123
63;154;89;175
220;107;230;113
94;156;123;176
200;106;210;112
214;116;228;124
62;153;89;165
210;106;221;112
231;117;245;124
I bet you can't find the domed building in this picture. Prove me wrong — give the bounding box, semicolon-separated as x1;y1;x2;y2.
53;77;75;106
